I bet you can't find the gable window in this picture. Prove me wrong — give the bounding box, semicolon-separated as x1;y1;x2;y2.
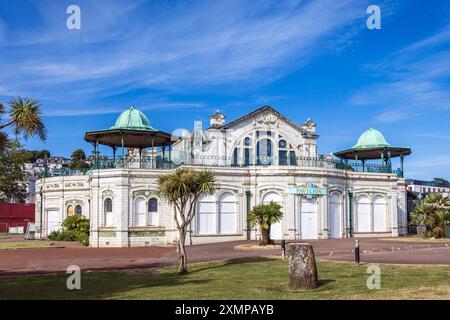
243;137;253;166
257;139;272;165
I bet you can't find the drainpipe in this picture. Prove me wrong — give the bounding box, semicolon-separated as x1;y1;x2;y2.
39;186;43;239
245;190;251;240
348;190;354;238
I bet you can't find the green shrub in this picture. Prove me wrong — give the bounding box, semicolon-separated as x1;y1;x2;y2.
63;215;90;233
48;216;90;246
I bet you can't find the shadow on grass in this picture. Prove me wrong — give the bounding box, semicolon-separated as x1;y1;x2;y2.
188;256;277;274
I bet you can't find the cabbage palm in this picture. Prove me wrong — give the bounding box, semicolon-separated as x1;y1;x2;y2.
412;193;450;238
247;202;283;246
0;97;47;148
424;193;450;209
157;168;216;274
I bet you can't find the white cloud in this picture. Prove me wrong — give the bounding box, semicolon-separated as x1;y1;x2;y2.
0;0;368;114
350;24;450;122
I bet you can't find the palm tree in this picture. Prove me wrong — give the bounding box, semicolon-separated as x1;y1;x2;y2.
412;194;450;238
247;201;283;246
0;97;47;148
157;168;216;274
424;193;450;209
71;149;86;161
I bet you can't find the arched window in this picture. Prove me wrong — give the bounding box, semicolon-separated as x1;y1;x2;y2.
148;198;158;226
75;205;82;216
218;192;237;234
257;139;272;165
104;198;113;226
329;193;341;238
244;137;252;146
357;196;370;232
67;205;74;217
279;139;288;165
197;195;216;234
133;198;146;227
373;196;386;231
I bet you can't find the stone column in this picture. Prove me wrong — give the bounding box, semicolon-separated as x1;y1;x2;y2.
390;192;399;237
320;193;329;239
287;243;318;290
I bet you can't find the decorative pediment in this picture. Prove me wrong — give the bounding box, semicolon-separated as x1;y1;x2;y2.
255;110;279;126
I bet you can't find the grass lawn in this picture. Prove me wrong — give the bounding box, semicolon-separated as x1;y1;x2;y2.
0;241;54;250
0;258;449;300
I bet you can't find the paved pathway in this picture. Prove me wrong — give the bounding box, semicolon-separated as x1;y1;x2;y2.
0;238;448;275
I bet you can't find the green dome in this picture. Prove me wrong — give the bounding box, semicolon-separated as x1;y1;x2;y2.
110;106;154;130
353;128;390;149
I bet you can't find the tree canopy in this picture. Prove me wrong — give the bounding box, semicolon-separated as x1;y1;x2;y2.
0;140;29;203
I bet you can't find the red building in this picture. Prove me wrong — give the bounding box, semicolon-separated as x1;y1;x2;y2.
0;203;35;233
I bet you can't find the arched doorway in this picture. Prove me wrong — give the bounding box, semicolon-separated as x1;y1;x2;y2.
262;192;282;240
357;195;370;232
218;192;237;234
197;195;216;234
329;193;341;238
373;196;386;231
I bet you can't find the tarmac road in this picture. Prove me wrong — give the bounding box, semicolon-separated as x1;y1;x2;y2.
0;237;448;276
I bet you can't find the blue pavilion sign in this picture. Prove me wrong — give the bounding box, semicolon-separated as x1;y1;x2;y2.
289;183;327;195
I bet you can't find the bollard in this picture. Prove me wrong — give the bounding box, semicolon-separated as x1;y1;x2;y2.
354;239;360;265
281;240;286;259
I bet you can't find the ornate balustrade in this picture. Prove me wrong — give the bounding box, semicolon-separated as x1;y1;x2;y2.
38;154;403;178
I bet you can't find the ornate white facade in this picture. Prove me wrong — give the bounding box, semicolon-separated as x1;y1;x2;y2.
35;106;408;247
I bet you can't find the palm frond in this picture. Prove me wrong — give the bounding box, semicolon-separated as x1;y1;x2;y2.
8;96;47;141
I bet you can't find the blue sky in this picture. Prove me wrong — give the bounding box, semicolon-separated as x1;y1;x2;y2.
1;0;450;180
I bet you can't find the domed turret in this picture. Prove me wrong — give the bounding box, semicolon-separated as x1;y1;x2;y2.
110;106;154;131
353;128;390;149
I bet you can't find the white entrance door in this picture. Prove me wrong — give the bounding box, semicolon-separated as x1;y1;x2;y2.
262;192;283;240
300;198;318;239
373;196;386;232
329;194;341;238
357;196;370;232
47;210;62;235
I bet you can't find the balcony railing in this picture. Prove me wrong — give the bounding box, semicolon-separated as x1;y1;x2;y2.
38;154;403;178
